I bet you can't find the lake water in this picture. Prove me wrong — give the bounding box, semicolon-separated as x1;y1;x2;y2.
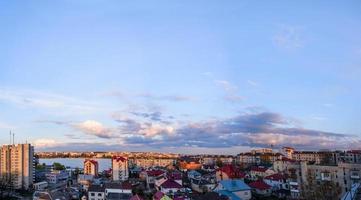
39;158;112;171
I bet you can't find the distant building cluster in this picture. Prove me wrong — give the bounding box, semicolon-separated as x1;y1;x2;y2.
0;143;359;200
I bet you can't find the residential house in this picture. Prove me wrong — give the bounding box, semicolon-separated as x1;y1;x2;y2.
214;180;251;200
250;166;275;180
159;179;183;195
88;184;105;200
191;178;216;193
105;182;132;200
216;165;246;181
248;180;272;197
264;173;288;191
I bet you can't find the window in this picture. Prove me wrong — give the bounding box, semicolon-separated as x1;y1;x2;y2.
91;193;95;196
98;193;102;196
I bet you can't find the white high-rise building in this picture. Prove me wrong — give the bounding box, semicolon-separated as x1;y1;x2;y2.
112;156;129;181
0;143;34;189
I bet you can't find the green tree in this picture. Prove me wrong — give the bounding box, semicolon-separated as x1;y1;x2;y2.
53;162;66;170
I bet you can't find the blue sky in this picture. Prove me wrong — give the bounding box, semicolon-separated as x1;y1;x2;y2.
0;0;360;154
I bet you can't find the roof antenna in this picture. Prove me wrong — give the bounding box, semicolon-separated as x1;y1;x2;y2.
9;130;11;145
13;132;15;145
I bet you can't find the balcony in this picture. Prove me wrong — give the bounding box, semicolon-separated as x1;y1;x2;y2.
290;189;300;193
350;174;360;179
289;181;298;186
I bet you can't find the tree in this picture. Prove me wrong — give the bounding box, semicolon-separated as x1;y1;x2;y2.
216;158;223;168
53;162;66;170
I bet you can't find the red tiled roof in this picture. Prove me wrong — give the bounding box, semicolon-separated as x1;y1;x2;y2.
154;191;164;200
218;165;246;179
147;170;165;177
84;159;98;165
168;172;182;180
250;166;267;172
161;179;183;189
249;180;271;190
264;173;286;181
105;182;132;190
113;156;127;162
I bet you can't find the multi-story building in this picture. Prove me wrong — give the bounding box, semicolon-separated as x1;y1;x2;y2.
128;158;175;168
84;159;99;176
281;161;361;199
251;148;273;154
281;147;295;159
0;143;34;189
112;156;129;181
335;150;361;164
292;151;336;164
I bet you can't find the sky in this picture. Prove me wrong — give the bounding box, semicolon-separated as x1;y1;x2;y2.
0;0;360;154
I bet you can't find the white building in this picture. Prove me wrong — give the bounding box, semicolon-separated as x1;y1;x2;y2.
112;156;129;181
45;170;68;184
88;184;105;200
0;143;34;189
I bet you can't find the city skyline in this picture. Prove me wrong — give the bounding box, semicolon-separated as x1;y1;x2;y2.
0;1;361;154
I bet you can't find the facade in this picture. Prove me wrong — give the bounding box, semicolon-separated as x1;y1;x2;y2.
105;182;132;200
250;166;275;180
282;161;361;199
45;170;69;184
129;158;175;168
84;159;99;176
216;164;246;181
292;151;335;164
112;156;129;181
248;180;272;197
0;143;34;189
281;147;295;159
178;157;202;170
88;184;105;200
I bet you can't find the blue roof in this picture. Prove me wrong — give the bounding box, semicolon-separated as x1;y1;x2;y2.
217;190;242;200
219;180;251;192
188;170;201;176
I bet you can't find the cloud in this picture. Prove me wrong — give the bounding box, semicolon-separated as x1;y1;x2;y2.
33;139;64;149
214;80;245;103
137;93;195;102
247;80;259;87
72;120;114;139
273;25;304;50
37;111;360;151
120;112;360;150
215;80;237;92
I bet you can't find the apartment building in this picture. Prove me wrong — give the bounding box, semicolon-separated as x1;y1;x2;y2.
282;161;361;199
84;159;99;176
112;156;129;181
0;143;34;189
128;158;175;168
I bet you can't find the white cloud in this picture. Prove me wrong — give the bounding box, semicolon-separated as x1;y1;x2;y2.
215;80;237;91
33;139;63;149
73;120;114;138
247;80;259;87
